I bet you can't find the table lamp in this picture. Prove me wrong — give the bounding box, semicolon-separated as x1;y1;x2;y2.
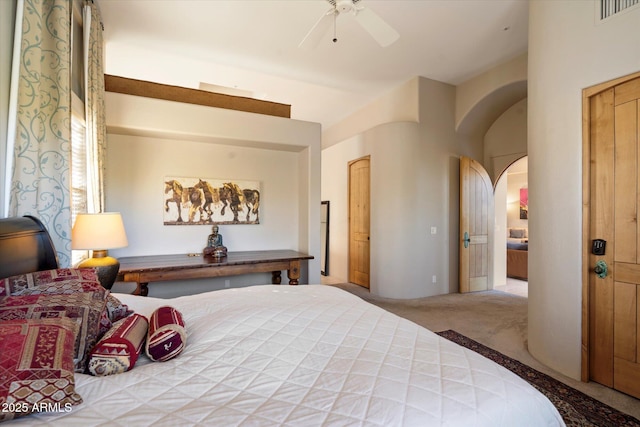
72;212;128;290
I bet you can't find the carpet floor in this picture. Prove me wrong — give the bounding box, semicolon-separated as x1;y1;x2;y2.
437;330;640;427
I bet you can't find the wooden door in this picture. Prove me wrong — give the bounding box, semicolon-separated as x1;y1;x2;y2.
349;157;370;288
459;156;493;293
586;74;640;399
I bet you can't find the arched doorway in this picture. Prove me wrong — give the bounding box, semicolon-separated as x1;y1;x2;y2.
493;156;528;297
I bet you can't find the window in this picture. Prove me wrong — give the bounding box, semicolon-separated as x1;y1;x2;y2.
70;0;89;266
600;0;639;19
71;93;88;266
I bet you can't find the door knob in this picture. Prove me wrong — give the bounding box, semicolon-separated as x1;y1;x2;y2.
463;231;470;248
593;260;608;279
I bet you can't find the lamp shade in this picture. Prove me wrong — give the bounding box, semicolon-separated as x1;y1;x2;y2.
72;213;128;250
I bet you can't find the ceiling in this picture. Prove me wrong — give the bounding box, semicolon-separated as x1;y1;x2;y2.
507;155;528;175
97;0;529;130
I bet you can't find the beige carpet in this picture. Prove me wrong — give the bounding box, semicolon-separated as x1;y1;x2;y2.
327;282;640;420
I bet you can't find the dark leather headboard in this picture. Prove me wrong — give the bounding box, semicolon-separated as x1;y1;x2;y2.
0;215;59;279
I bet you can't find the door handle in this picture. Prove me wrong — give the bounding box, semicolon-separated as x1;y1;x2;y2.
463;231;470;249
593;260;608;279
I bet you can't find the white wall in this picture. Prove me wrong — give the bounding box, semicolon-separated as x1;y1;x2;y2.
528;0;640;379
455;54;527;144
105;92;321;298
322;122;435;298
484;99;528;286
364;122;428;298
103;40;365;133
107;135;300;256
321;134;365;282
456;53;528;133
322;77;420;149
484;98;528;182
493;177;507;287
322;76;480;299
321;58;533;302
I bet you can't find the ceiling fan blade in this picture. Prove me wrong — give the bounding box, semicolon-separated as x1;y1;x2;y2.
354;6;399;47
299;9;336;49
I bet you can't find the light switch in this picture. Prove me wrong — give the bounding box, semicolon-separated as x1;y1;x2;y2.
431;226;437;234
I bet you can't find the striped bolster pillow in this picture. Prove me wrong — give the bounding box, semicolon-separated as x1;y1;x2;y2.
88;313;148;376
146;306;186;362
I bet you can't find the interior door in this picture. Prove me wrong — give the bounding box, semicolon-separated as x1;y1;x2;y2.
587;75;640;399
349;156;370;288
459;156;493;293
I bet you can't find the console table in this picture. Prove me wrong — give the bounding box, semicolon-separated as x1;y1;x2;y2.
116;250;314;296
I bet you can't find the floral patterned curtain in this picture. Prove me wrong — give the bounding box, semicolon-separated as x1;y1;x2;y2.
8;0;72;266
83;0;106;213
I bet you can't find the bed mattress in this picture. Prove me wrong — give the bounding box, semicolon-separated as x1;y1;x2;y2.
8;285;563;426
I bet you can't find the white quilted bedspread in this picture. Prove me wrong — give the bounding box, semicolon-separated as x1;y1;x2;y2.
11;285;564;426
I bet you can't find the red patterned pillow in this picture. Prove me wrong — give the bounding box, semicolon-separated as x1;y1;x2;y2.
0;292;107;373
0;268;100;296
146;306;187;362
1;271;117;337
88;314;148;376
1;273;129;324
0;318;83;422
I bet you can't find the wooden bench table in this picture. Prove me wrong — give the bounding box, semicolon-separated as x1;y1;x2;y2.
116;250;313;296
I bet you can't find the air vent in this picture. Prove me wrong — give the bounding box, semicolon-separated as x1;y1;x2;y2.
600;0;639;19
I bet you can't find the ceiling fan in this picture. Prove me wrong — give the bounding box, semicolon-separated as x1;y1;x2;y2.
299;0;399;48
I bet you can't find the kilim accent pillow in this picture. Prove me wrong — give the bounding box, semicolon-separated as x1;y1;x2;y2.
0;318;83;422
88;313;149;376
146;306;187;362
0;268;101;296
0;272;123;339
0;291;107;373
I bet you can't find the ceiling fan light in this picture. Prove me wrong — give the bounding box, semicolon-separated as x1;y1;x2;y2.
336;0;355;14
299;0;398;49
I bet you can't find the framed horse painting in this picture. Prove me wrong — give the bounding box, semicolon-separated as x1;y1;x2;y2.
164;176;260;225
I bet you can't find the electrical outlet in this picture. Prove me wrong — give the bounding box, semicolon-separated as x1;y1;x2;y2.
432;275;437;283
431;226;437;234
224;279;230;288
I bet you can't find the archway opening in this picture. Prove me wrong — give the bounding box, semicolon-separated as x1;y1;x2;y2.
493;156;528;297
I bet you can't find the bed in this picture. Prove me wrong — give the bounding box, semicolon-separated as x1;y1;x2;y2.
507;241;528;280
506;228;528;280
1;216;563;426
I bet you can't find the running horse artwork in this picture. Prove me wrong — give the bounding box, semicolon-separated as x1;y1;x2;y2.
193;179;221;219
183;186;206;222
164;176;261;225
218;183;260;223
164;180;184;223
220;182;244;223
243;188;260;222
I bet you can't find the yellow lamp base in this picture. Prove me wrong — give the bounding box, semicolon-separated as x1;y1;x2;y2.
78;251;120;290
